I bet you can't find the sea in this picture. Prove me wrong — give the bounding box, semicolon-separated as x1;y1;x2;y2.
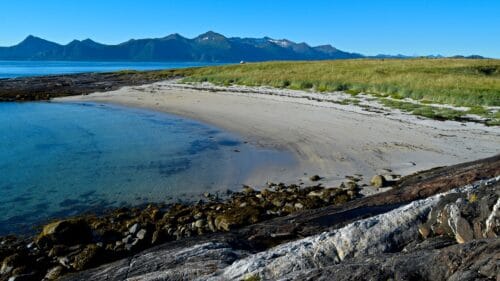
0;60;222;79
0;61;295;235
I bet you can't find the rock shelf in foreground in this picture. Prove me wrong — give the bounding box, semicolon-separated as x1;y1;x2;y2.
62;155;499;280
0;184;359;280
0;155;498;281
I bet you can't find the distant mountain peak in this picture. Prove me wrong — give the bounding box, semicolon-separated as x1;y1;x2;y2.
0;31;364;62
164;33;187;40
80;38;104;47
195;31;226;41
267;38;294;48
314;45;339;54
15;35;61;51
19;35;47;44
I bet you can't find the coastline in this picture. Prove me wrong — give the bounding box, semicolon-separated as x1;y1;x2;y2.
1;77;499;280
58;81;500;188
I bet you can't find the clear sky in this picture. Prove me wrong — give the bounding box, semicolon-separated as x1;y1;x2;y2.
0;0;499;57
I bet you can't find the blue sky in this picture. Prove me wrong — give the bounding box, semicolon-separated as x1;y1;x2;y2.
0;0;499;57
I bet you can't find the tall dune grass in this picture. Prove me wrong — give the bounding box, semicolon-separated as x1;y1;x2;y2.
179;59;500;107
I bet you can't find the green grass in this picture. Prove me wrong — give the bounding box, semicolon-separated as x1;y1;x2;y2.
380;99;467;121
179;58;500;107
467;106;489;115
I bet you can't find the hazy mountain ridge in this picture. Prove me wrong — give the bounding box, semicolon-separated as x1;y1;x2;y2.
0;31;363;62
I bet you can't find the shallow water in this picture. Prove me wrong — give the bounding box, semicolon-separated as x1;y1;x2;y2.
0;102;294;235
0;60;223;79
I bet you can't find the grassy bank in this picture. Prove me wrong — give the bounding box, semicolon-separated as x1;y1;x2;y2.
171;58;499;125
2;58;498;124
180;59;500;107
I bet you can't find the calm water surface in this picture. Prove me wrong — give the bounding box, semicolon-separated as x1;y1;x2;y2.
0;102;294;235
0;60;223;78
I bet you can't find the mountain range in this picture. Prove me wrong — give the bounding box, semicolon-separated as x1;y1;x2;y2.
0;31;363;62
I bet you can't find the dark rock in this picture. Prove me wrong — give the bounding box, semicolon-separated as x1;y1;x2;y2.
454;216;474;243
36;219;92;246
44;266;65;280
58;257;71;269
5;272;38;281
47;245;67;258
0;72;176;102
1;253;31;276
309;175;322;181
70;244;103;271
242;185;255;194
121;235;133;245
214;207;262;231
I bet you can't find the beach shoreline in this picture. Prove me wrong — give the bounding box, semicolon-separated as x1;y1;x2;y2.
58;81;500;189
2;78;499;280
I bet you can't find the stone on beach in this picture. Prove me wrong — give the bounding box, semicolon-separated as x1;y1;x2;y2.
370;175;387;188
36;219;92;246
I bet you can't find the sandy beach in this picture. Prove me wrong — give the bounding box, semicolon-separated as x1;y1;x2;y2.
59;81;500;189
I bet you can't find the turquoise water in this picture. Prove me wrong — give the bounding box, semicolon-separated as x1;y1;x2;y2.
0;102;294;235
0;60;223;79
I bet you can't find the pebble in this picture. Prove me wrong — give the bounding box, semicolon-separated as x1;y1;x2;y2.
294;203;304;209
129;223;139;235
194;219;205;228
136;229;147;240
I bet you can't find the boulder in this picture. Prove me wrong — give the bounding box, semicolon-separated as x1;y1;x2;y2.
136;229;147;240
309;175;322;181
1;253;31;276
194;219;205;229
37;219;92;246
214;207;262;231
454;217;474;244
370;175;387;188
70;244;103;271
242;185;255;194
44;266;65;280
418;224;431;238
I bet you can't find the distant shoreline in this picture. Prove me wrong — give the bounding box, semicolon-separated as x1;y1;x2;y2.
0;60;225;80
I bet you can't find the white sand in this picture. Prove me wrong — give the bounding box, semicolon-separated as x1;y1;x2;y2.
58;82;500;189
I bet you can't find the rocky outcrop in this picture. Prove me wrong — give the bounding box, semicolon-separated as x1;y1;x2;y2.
0;184;360;281
207;177;499;280
277;238;499;281
60;176;499;281
0;71;180;101
57;155;499;281
419;180;500;244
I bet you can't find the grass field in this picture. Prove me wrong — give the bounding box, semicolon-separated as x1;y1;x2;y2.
141;58;500;125
180;59;500;107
